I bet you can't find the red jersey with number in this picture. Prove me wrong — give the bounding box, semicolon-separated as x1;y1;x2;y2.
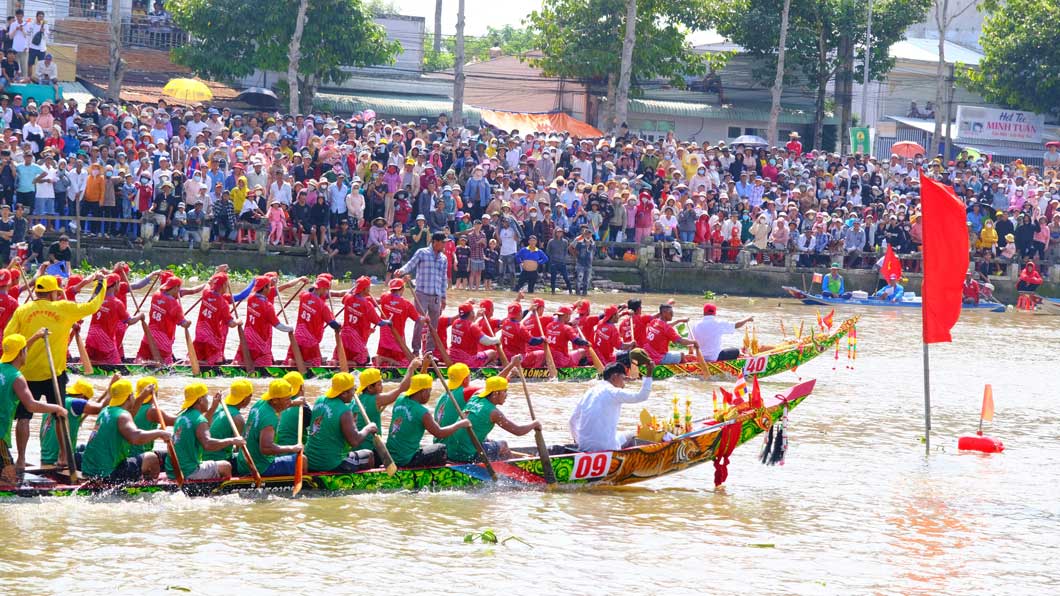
644;318;680;362
296;291;332;341
500;318;534;356
575;315;599;342
523;314;546;338
246;292;279;337
477;317;501;336
147;292;183;338
89;295;130;341
195;289;232;339
592;321;623;363
450;317;485;355
0;293;18;332
619;313;652;343
545;319;577;357
342;293;380;340
378;293;418;353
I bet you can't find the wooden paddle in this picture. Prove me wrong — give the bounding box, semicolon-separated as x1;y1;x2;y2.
223;280;255;374
479;316;508;366
411;293;452;366
335;328;349;373
573;320;604;374
133;274;158;315
140;319;163;364
278;278;309;325
293;399;305;496
149;388;184;488
220;400;262;488
425;356;496;481
289;331;307;374
530;310;559;380
183;293;205;319
348;377;397;476
41;332;78;482
74;328;94;375
184;327;200;375
514;364;556;484
376;296;414;361
16;265;32;304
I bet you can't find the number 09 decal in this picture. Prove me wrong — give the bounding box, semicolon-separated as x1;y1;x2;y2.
743;355;768;375
571;452;612;480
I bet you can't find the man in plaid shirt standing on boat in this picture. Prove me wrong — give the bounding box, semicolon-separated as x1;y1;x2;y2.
395;231;448;357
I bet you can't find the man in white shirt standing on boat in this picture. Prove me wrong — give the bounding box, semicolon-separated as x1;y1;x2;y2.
691;303;753;361
569;356;654;452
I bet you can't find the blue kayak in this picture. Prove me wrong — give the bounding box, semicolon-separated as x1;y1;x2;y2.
781;286;1007;312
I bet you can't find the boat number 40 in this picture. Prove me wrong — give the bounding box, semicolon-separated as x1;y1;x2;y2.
743;355;768;375
571;452;612;480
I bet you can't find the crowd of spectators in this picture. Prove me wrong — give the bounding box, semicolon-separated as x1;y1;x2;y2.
0;91;1057;292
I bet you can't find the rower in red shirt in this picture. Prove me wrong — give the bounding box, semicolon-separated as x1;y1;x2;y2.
338;276;388;366
572;300;599;342
377;278;419;366
618;298;652;344
448;302;500;367
522;298;548;338
193;272;241;365
0;269;19;332
112;265;165;361
136;276;190;364
476;299;501;336
237;275;294;366
544;306;590;368
64;274;85;301
86;273;144;364
500;302;546;368
643;303;696;364
287;277;342;367
592;305;633;364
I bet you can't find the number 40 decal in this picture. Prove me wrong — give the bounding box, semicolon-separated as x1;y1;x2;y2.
743;355;768;375
571;452;612;480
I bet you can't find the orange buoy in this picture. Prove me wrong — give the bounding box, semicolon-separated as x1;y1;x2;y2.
958;434;1004;453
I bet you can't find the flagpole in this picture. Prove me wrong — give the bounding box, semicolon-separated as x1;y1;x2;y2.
922;342;931;455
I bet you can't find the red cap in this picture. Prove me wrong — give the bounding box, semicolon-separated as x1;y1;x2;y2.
703;303;717;315
532;298;545;309
265;271;279;279
507;303;522;318
354;276;372;294
161;276;183;291
575;300;590;315
0;269;12;286
556;306;572;316
160;271;174;282
253;275;271;291
105;273;120;287
317;273;333;282
388;278;405;291
458;302;474;316
115;262;130;274
314;277;332;290
480;299;494;313
66;274;83;287
602;305;618;321
209;272;228;289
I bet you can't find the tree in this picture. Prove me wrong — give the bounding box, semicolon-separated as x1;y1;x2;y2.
767;0;792;147
169;0;401;111
526;0;726;127
288;0;309;114
613;0;638;133
930;0;980;156
423;25;538;71
452;0;465;128
107;0;124;99
967;0;1060;117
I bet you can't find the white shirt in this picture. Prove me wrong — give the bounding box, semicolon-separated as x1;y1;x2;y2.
691;316;736;361
269;181;292;206
8;19;29;53
28;21;46;52
34;60;57;83
568;378;653;452
346;189;364;219
34;165;56;199
67;167;87;199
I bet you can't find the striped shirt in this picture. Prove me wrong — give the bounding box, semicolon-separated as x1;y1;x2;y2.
398;247;448;297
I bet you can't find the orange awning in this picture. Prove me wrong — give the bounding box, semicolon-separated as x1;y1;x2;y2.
479;109;603;138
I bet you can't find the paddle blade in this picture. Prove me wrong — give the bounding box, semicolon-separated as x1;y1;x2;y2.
385;463;397;477
293;452;304;496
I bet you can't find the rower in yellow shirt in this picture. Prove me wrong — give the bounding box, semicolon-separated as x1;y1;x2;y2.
4;272;106;471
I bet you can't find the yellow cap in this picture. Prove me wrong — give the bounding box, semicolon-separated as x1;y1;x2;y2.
136;376;159;403
358;368;382;392
478;376;509;399
283;371;304;394
181;382;209;410
226;379;253;405
325;372;355;398
68;379;95;399
0;334;26;363
35;275;62;293
446;363;470;390
404;374;434;397
109;379;134;406
263;379;293;401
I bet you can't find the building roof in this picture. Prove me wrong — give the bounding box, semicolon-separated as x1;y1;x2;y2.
629;98;836;125
886;115;953;136
888;38;983;66
314;91;480;121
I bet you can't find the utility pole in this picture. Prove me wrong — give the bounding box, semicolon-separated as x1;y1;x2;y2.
767;0;792;147
861;0;873;126
451;0;465;128
943;63;955;159
613;0;637;134
434;0;443;54
106;0;125;99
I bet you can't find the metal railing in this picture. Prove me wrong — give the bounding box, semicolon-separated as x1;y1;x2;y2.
68;0;109;19
121;16;189;51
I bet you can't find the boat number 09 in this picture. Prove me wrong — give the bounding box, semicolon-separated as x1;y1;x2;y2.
743;355;768;375
571;452;612;480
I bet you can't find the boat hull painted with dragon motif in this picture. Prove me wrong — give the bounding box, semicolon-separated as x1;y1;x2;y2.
0;380;815;499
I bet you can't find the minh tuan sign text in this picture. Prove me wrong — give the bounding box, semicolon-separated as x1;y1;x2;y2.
956;106;1044;144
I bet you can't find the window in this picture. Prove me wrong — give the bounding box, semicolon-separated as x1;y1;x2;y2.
727;126;741;138
744;127;758;136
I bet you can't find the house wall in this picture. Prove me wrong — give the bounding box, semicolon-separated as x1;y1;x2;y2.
460;55;588;120
627;113;807;145
855;59;994;128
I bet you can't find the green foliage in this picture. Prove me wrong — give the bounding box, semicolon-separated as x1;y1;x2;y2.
423;26;539;72
966;0;1060;116
525;0;723;88
463;528;533;548
73;260;260;284
168;0;401;87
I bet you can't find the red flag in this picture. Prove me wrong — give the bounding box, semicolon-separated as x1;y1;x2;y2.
822;308;835;330
880;245;902;283
920;174;970;343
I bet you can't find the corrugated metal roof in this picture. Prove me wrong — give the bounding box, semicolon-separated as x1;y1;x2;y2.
889;38;983;66
314;92;480;121
629;98;835;125
61;81;99;107
887;115;953;136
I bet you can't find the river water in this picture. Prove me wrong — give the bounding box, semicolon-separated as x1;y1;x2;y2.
1;287;1057;595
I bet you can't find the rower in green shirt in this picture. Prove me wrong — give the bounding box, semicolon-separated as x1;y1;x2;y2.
128;376;174;457
80;378;172;481
437;356;522;456
446;372;540;463
386;373;470;468
166;382;245;481
236;379;306;477
0;332;69;483
304;373;378;472
275;371;308;446
40;377;111;466
351;358;422;460
203;379;254;464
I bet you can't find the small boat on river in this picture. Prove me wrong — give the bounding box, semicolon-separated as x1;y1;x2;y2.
782;286;1006;312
